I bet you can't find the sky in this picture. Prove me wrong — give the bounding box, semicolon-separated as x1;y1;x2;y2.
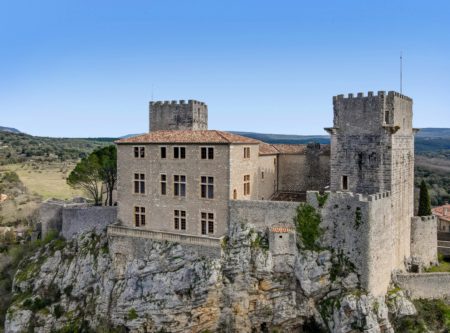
0;0;449;137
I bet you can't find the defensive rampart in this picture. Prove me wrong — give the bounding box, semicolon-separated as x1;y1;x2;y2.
410;215;438;267
308;190;394;296
396;273;450;299
62;206;117;239
38;199;117;239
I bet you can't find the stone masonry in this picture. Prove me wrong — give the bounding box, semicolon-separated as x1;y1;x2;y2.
110;91;437;297
149;99;208;131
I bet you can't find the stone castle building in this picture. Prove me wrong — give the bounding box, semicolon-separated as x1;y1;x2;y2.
110;92;437;296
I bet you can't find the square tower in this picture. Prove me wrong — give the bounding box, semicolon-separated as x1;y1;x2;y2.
149;99;208;132
325;91;417;270
326;91;414;195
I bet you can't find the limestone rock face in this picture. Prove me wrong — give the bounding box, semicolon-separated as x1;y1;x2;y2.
5;224;413;332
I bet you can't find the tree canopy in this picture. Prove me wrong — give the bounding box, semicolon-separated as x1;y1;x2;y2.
418;179;432;216
67;145;117;206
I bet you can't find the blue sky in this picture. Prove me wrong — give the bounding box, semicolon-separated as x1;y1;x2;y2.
0;0;449;137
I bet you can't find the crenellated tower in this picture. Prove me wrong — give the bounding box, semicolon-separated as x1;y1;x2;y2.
149;99;208;132
325;90;417;271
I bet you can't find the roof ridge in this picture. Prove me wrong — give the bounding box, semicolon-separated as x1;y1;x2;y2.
214;130;232;143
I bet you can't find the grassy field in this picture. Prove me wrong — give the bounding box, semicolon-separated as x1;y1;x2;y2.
0;162;83;200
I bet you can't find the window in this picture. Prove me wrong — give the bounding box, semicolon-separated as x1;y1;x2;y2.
384;111;390;124
134;146;145;158
244;175;250;195
134;206;145;227
261;171;265;180
201;176;214;199
174;210;186;230
233;189;237;200
201;147;214;160
244;147;251;159
160;147;167;159
174;147;186;159
134;173;145;194
174;175;186;197
342;175;348;191
160;174;167;195
201;212;214;235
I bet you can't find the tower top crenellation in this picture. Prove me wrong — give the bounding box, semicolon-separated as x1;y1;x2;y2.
333;91;412;102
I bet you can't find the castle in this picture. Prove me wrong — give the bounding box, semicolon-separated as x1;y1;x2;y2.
109;91;437;296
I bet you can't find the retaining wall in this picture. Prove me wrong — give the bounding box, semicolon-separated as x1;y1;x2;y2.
396;273;450;299
108;227;221;270
62;206;117;239
229;200;299;230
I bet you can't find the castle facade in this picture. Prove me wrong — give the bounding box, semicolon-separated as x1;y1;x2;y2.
110;92;437;296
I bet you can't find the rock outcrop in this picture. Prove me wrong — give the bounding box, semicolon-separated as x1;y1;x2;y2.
5;223;415;332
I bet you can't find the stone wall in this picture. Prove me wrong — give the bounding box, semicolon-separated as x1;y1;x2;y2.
38;199;117;239
39;200;65;236
117;143;231;237
39;199;90;237
278;146;330;192
228;200;299;230
256;154;277;200
62;206;117;239
410;215;438;267
108;232;220;276
149;100;208;131
308;190;394;296
396;273;450;299
229;143;261;201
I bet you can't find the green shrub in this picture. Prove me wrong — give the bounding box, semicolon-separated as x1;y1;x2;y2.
127;308;138;320
316;192;329;208
294;203;322;250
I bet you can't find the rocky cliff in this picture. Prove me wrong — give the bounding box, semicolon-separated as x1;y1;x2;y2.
5;222;415;333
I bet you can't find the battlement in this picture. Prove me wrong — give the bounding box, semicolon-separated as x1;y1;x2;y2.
324;191;391;202
149;99;208;131
412;215;436;222
333;91;412;102
150;99;207;106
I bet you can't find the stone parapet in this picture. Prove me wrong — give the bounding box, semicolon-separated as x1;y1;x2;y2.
107;224;222;248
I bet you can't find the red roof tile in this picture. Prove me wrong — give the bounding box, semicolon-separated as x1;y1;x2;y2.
116;130;261;144
433;204;450;222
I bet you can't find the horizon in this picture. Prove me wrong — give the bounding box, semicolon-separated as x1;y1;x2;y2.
1;126;449;139
1;0;449;137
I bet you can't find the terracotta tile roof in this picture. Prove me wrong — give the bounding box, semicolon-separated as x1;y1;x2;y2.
258;144;310;155
116;130;261;144
433;204;450;223
270;222;296;233
259;142;279;155
272;144;307;154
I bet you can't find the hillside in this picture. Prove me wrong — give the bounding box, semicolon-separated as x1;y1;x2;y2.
230;131;330;144
0;131;114;165
234;128;450;156
0;127;21;134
